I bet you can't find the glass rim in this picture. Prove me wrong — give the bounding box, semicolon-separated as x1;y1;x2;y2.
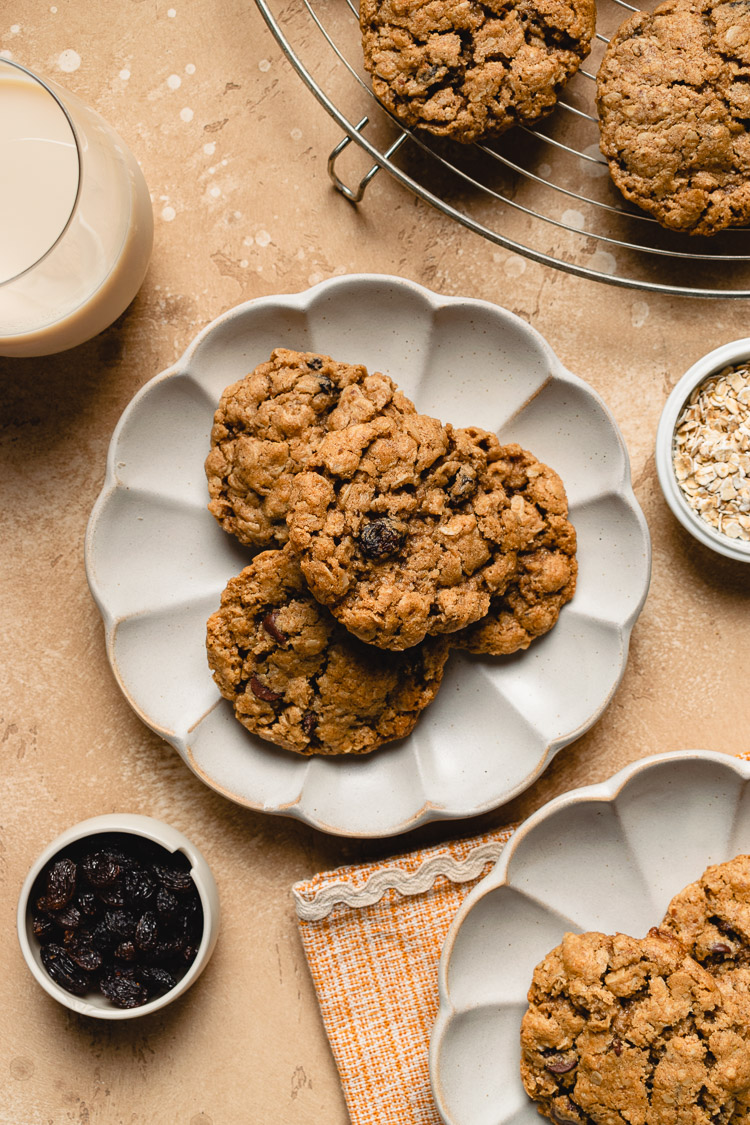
0;57;83;288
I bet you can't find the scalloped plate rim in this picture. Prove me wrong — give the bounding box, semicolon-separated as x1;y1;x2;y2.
84;273;651;838
430;748;750;1124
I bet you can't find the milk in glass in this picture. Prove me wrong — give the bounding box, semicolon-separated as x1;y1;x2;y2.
0;62;153;357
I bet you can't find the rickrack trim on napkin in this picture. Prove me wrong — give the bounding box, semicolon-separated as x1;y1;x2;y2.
293;824;516;1125
292;838;506;921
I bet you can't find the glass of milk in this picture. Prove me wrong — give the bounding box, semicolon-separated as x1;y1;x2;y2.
0;59;154;358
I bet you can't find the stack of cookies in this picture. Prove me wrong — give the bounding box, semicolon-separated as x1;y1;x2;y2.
204;348;576;756
520;854;750;1125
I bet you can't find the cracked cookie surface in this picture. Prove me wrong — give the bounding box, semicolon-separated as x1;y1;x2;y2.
360;0;596;144
286;418;551;650
662;854;750;974
520;928;750;1125
451;444;576;654
204;348;415;547
205;547;449;755
596;0;750;236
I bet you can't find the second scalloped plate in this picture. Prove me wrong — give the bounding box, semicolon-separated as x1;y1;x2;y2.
430;750;750;1125
85;274;650;837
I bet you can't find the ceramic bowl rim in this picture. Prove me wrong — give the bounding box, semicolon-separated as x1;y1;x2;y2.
17;813;220;1020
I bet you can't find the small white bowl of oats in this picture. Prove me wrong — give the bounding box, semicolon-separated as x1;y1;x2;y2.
656;338;750;562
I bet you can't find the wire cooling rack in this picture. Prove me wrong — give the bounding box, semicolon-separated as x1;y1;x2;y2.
255;0;750;297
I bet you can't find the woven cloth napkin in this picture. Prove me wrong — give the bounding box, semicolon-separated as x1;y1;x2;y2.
292;824;516;1125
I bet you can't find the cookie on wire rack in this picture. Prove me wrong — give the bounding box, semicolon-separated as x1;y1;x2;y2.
360;0;597;144
596;0;750;236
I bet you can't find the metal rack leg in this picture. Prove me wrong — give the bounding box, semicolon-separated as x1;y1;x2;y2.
327;117;408;203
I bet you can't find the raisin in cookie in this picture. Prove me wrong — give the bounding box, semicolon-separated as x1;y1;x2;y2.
596;0;750;236
662;855;750;974
520;928;750;1125
285;417;547;650
206;547;449;755
452;444;576;654
360;0;596;144
204;348;415;547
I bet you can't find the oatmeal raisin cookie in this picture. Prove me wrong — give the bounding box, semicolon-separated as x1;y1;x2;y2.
205;348;415;547
206;546;449;755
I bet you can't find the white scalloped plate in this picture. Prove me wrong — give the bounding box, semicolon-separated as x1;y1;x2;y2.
430;750;750;1125
85;274;650;838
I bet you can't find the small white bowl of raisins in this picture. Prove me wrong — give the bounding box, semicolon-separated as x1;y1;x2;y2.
17;814;220;1019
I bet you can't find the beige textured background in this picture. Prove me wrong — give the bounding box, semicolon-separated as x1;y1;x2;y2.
2;2;750;1123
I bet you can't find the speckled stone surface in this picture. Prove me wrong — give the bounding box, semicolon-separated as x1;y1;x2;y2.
3;3;750;1124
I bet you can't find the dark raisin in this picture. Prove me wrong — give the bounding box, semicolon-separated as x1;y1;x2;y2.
317;375;336;397
76;890;98;917
545;1053;578;1074
710;942;734;955
114;941;137;962
550;1099;584;1125
67;943;103;973
53;904;82;930
357;518;403;559
180;944;199;967
149;936;186;965
44;858;77;910
99;972;147;1009
156;886;179;920
91;920;116;952
138;966;176;999
104;909;137;940
175;900;203;943
97;880;126;908
248;674;283;703
301;710;318;736
612;1037;623;1057
262;610;287;645
713;917;741;940
32;913;56;942
417;63;442;86
124;868;155;910
82;851;121;888
135;911;159;952
152;857;194;894
306;356;323;370
41;944;91;996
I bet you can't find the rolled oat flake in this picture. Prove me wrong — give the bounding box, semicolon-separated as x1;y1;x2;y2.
673;363;750;542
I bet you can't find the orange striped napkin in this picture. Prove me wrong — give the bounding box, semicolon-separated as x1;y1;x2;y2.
292;825;516;1125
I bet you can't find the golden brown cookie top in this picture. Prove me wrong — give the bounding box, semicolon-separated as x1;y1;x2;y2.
204;348;415;547
360;0;596;143
286;418;552;650
521;928;750;1125
596;0;750;235
205;546;449;755
451;444;576;655
662;854;750;972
